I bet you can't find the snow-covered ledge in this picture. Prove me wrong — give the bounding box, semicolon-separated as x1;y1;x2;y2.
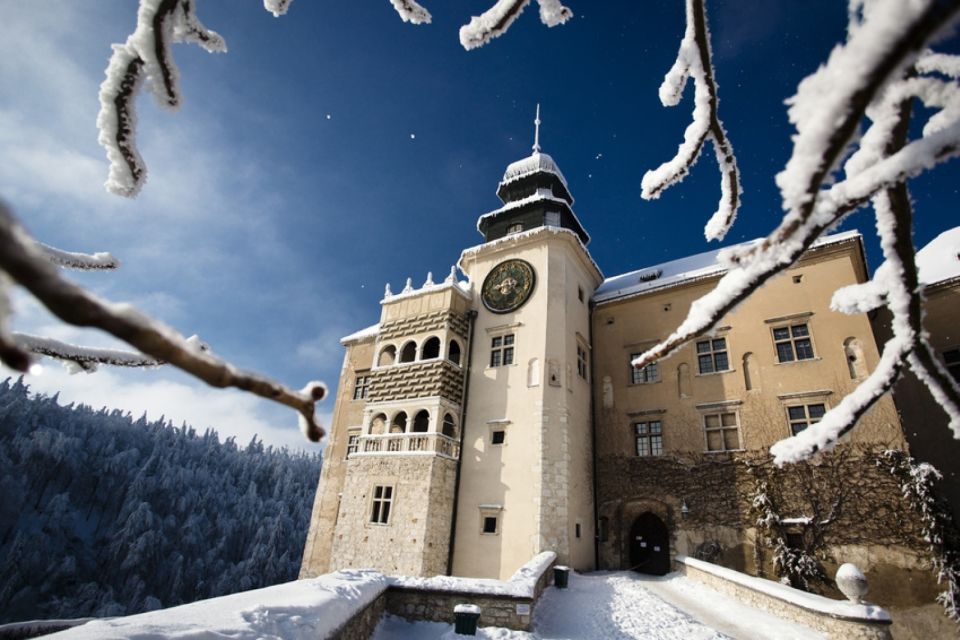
386;551;557;630
676;556;892;640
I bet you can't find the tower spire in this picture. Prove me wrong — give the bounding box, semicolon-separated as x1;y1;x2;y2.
532;103;541;153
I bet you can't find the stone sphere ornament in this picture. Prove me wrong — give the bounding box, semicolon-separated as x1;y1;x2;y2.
835;562;869;603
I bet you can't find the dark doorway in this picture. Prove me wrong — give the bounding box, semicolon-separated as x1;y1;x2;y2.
629;512;670;575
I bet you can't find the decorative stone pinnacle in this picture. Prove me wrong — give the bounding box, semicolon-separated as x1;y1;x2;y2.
836;563;869;604
384;283;392;297
445;265;457;284
424;271;434;286
403;277;413;293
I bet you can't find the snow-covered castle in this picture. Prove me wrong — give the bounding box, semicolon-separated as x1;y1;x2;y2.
300;122;958;628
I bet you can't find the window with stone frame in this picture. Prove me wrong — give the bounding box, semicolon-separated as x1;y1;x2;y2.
370;485;394;525
696;338;730;374
772;323;816;362
634;420;663;457
479;506;502;535
577;343;588;380
703;411;741;452
345;430;360;458
490;334;515;367
352;373;370;400
787;403;826;436
944;347;960;383
630;354;659;384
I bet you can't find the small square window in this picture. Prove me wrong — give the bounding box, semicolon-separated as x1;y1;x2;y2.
507;223;523;235
483;516;498;534
630;354;659;384
491;430;505;445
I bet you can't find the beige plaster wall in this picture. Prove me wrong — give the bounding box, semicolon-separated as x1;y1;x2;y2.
452;229;600;579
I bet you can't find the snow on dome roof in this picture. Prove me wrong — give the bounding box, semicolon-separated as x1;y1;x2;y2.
916;226;960;286
500;151;568;188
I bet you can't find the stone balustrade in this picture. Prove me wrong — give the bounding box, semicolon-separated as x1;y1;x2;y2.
353;433;460;460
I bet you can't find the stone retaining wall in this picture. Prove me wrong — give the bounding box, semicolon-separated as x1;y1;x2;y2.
330;594;386;640
677;556;893;640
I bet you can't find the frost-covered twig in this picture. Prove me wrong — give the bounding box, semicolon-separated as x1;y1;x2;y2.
390;0;432;25
35;243;119;271
13;333;163;373
0;202;326;441
641;0;741;242
634;2;960;465
98;0;226;197
263;0;293;18
459;0;572;51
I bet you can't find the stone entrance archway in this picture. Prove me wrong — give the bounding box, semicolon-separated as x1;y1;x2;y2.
629;512;670;575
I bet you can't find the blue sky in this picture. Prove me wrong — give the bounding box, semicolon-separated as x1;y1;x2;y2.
1;1;957;450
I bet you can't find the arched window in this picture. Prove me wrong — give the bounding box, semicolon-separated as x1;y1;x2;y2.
378;345;396;367
844;337;866;379
742;352;756;391
391;411;407;433
677;363;691;398
369;413;387;435
442;414;457;438
413;410;430;433
400;341;417;363
422;336;441;360
448;339;462;365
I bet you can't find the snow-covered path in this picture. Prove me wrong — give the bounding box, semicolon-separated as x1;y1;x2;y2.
374;571;824;639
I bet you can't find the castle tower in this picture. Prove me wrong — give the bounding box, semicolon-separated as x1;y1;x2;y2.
301;272;472;578
450;111;602;578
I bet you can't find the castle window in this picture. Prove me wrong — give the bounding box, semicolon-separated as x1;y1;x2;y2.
399;341;417;363
370;485;393;525
703;411;741;452
545;211;561;227
634;420;663;457
630;355;659;384
353;374;370;400
787;403;826;436
491;430;505;445
577;344;588;380
578;286;584;303
421;336;440;359
448;339;462;365
442;413;457;438
696;338;730;374
483;516;498;534
346;430;360;458
507;223;523;235
377;345;396;367
490;334;515;367
944;348;960;382
773;323;815;362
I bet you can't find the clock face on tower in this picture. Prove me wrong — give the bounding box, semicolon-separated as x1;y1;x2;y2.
481;259;536;313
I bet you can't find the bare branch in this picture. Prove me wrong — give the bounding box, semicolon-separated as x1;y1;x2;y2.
459;0;571;51
98;0;226;198
35;243;119;271
14;333;164;372
641;0;741;242
390;0;432;25
0;202;326;442
0;274;32;373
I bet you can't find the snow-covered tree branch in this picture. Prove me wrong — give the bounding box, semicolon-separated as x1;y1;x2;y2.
0;202;326;441
641;0;741;242
634;0;960;465
459;0;572;51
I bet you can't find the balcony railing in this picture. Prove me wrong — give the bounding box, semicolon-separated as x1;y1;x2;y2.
353;432;460;460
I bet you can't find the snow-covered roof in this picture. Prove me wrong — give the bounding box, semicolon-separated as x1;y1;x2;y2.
499;151;569;189
340;323;380;345
916;226;960;286
595;230;861;304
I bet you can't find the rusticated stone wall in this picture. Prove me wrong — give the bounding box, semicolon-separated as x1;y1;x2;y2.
379;310;468;341
368;360;464;404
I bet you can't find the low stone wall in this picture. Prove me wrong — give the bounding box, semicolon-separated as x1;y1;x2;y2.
677;556;893;640
330;593;386;640
384;551;556;631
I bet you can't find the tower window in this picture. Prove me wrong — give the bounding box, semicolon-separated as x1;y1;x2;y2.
507;223;523;235
696;338;730;374
491;430;505;445
577;345;588;379
482;516;499;534
346;431;360;458
490;334;515;367
353;374;370;400
545;211;560;227
577;286;584;303
630;355;659;384
370;485;394;525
